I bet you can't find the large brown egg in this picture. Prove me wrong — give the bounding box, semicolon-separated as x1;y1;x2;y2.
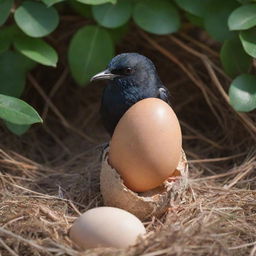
109;98;182;192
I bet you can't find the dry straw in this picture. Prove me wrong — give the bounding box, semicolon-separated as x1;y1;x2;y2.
0;25;255;256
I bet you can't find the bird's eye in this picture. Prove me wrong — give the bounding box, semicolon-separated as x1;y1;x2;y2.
124;67;133;75
111;67;133;76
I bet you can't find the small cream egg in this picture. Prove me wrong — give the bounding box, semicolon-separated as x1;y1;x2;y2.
69;207;146;250
109;98;182;192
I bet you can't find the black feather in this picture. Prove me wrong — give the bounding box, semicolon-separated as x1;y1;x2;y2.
98;53;171;135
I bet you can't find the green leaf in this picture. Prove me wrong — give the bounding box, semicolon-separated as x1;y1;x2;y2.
0;51;25;97
228;4;256;30
19;55;37;72
185;13;204;27
68;25;114;85
229;74;256;112
0;31;11;54
0;38;9;54
133;0;180;35
69;1;92;18
0;51;35;98
220;37;252;77
0;73;25;98
174;0;213;17
0;0;14;25
108;23;130;44
14;1;59;38
76;0;117;5
5;121;30;135
0;94;42;125
239;27;256;58
236;0;251;3
0;26;20;54
204;0;239;42
92;0;132;28
41;0;65;7
14;36;58;67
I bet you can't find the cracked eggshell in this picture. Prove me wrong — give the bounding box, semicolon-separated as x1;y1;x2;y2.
100;146;188;221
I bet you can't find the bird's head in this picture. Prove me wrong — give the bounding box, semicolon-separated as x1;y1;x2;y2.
90;53;160;85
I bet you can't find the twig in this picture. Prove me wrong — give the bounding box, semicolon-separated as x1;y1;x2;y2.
42;67;69;119
187;65;224;126
39;206;60;222
170;35;208;60
224;165;255;189
28;74;70;127
192;168;249;181
167;34;256;139
10;151;42;167
188;152;245;164
180;121;223;149
171;35;231;87
203;60;256;138
0;238;19;256
68;201;82;216
0;227;78;255
250;244;256;256
179;32;219;58
6;181;86;208
28;73;96;143
140;31;225;128
43;126;71;154
3;216;25;228
141;248;172;256
229;240;256;250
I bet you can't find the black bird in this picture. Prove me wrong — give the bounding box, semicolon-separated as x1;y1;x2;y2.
90;53;170;135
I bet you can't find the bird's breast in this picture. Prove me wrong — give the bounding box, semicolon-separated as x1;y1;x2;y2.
101;83;161;134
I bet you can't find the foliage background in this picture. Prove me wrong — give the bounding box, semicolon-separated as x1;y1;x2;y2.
0;1;256;256
0;0;256;134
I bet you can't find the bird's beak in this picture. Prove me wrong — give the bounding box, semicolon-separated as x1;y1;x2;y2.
90;69;118;82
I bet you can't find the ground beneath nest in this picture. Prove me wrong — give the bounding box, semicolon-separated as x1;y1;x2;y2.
0;26;255;256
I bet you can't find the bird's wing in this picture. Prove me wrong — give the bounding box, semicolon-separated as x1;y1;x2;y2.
158;86;171;104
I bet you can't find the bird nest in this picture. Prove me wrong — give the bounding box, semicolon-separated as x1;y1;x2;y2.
0;25;255;256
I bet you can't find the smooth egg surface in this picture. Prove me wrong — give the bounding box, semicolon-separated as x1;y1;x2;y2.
69;207;146;249
109;98;182;192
